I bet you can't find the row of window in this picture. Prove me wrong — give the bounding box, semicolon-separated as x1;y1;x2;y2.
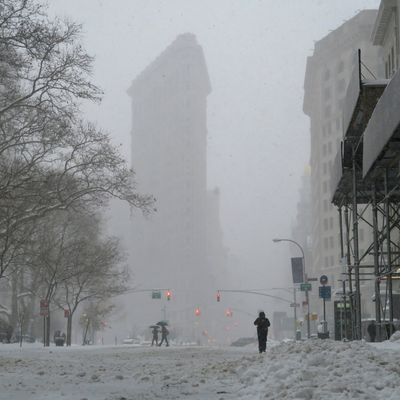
385;45;397;79
322;118;342;137
323;60;345;81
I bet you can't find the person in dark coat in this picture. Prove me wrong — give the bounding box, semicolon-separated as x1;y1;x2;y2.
367;321;376;342
254;311;270;353
151;327;159;346
158;325;169;347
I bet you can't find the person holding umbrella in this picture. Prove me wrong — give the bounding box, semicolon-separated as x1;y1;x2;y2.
150;325;160;346
157;321;169;347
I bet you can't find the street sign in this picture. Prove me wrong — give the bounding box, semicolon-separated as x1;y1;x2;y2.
320;275;328;285
300;283;312;291
290;302;300;307
151;291;161;299
319;286;331;299
291;257;304;284
311;313;318;321
40;299;49;317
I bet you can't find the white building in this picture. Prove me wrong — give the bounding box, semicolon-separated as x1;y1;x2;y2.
303;10;382;335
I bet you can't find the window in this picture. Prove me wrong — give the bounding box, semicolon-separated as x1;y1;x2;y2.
330;236;334;248
323;181;328;194
324;237;329;249
336;118;341;131
391;46;395;74
326;123;332;136
337;78;346;92
323;144;327;156
324;69;331;80
324;257;329;268
328;141;332;154
323;199;328;212
323;219;329;231
324;87;331;101
323;163;328;174
359;228;364;242
330;255;334;266
324;105;331;118
329;217;334;229
337;60;344;73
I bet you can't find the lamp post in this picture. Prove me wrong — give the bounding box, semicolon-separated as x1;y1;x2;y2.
273;238;310;339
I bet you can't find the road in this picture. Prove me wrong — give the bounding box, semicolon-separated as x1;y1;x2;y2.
1;339;400;399
0;343;259;400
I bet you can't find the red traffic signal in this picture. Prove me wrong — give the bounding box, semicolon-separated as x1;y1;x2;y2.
225;308;233;317
216;291;221;302
195;307;201;316
166;290;171;301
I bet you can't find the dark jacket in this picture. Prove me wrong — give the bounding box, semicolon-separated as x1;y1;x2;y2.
254;312;270;337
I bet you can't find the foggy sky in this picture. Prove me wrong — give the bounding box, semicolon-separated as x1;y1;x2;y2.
48;0;380;290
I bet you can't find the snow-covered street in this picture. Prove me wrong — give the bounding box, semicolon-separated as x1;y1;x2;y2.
1;339;400;400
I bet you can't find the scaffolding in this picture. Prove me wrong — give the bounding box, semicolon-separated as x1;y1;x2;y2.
331;50;400;341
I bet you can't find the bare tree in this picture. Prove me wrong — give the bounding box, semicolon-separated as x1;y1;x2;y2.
61;232;128;346
0;0;155;281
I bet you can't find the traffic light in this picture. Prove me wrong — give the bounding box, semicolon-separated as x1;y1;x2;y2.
225;308;233;317
195;307;201;316
166;290;171;301
216;291;221;302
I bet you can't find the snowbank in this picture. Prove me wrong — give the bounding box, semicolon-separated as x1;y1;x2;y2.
0;339;400;399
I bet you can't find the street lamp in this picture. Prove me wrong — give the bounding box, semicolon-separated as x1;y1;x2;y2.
273;238;310;339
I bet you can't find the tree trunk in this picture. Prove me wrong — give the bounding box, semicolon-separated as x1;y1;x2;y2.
45;309;51;346
67;315;72;346
10;275;18;335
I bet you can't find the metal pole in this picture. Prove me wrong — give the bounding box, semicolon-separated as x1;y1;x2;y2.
352;147;361;340
339;207;346;340
293;287;297;340
272;238;310;338
384;169;394;336
343;280;347;340
344;205;355;340
372;183;382;341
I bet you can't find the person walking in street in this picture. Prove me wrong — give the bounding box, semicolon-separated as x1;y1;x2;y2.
367;321;377;342
151;326;159;346
159;325;169;347
254;311;270;353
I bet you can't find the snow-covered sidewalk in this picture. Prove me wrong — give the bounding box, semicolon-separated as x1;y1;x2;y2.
0;339;400;399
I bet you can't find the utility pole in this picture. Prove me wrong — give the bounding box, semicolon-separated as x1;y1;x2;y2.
273;238;310;338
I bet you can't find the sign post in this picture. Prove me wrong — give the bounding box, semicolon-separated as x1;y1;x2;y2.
318;275;331;339
40;299;49;347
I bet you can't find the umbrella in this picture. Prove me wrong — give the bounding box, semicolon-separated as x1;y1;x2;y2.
149;325;160;329
156;321;168;326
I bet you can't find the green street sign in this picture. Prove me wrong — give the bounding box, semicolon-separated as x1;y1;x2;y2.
151;291;161;299
300;283;312;292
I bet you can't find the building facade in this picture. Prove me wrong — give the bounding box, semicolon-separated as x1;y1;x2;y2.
128;34;227;342
303;10;382;335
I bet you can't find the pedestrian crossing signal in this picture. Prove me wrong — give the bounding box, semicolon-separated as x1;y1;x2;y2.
216;291;221;302
166;290;171;301
195;307;201;316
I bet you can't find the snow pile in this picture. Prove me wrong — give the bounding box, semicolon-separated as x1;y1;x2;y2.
233;339;400;399
0;340;400;399
389;330;400;342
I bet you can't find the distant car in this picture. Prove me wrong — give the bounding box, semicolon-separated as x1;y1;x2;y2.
230;337;257;347
14;334;36;343
0;319;13;343
122;337;140;345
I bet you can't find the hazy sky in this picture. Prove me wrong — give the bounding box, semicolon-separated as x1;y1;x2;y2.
49;0;380;290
